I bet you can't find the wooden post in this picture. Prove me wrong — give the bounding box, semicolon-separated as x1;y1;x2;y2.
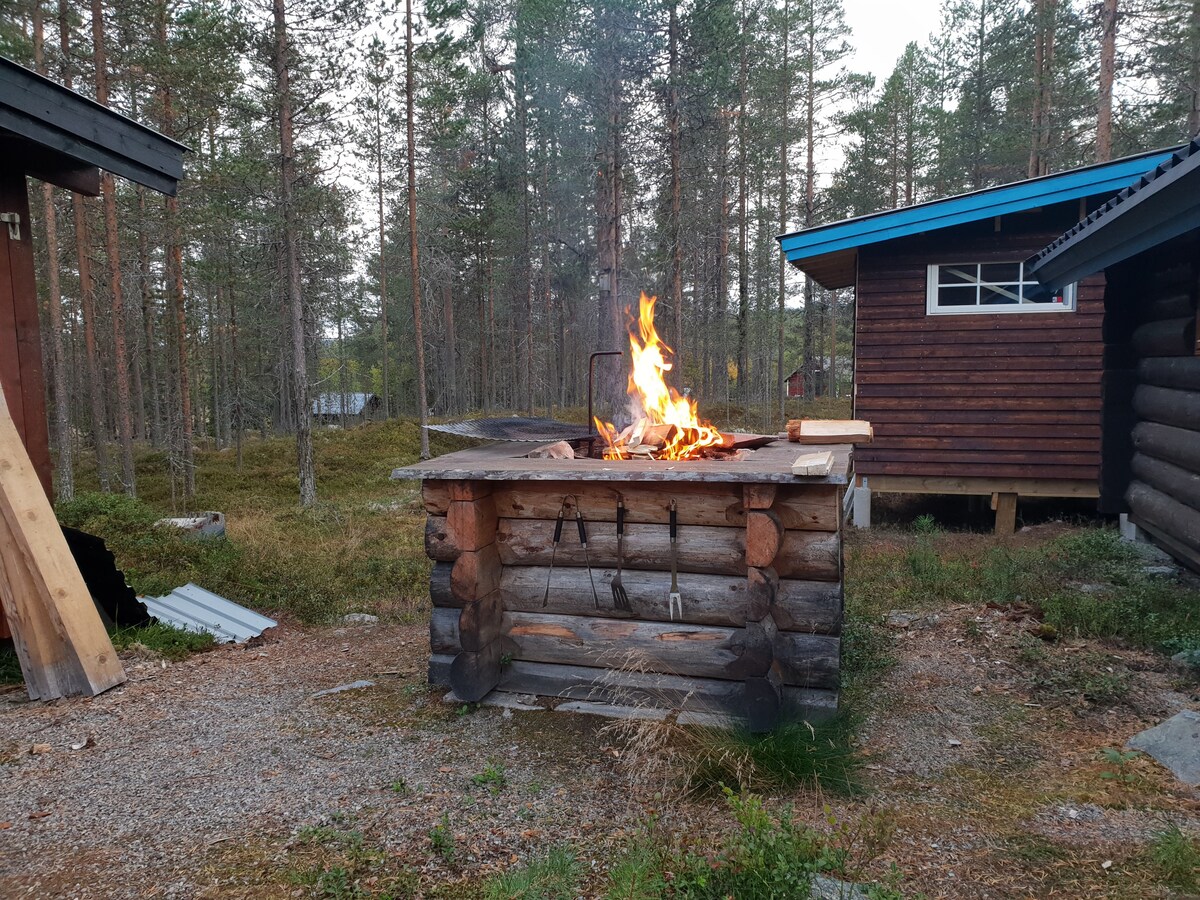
992;492;1018;535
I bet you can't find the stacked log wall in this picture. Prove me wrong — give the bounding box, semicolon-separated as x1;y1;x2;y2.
420;477;843;728
1117;233;1200;571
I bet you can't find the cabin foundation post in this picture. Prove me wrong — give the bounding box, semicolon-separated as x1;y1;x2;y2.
852;478;871;529
1119;513;1146;544
992;492;1018;535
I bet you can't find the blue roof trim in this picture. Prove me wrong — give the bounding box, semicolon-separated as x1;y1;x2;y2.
777;148;1179;265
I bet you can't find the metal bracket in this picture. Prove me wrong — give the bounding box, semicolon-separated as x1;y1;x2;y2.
0;213;19;241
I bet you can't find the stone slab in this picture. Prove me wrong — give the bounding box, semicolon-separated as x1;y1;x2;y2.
1127;710;1200;786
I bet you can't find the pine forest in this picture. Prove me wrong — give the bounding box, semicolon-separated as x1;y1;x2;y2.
0;0;1197;505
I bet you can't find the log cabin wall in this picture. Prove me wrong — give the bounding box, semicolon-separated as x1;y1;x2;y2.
418;476;844;730
853;206;1107;487
1112;231;1200;570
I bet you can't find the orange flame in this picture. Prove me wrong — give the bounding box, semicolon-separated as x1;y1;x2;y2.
594;293;725;460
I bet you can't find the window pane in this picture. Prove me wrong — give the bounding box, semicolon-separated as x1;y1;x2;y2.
980;284;1021;305
1021;282;1068;304
938;265;978;285
937;285;977;307
980;262;1020;283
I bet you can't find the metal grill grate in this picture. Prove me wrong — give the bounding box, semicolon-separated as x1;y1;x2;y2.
426;417;592;442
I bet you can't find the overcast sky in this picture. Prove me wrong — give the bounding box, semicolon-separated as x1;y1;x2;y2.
844;0;944;82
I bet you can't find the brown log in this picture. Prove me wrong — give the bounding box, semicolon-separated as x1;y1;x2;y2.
1132;317;1195;358
447;496;498;552
492;481;745;527
726;618;775;678
459;590;505;652
745;566;777;621
743;483;777;509
430;606;461;654
497;611;838;688
743;664;784;733
1132;422;1200;473
451;543;502;602
425;516;456;562
423;481;451;515
745;509;783;568
1126;481;1200;550
776;531;841;581
1133;385;1200;431
1145;292;1196;322
448;479;493;501
451;480;838;532
494;566;841;633
450;640;505;702
1139;357;1200;393
430;561;461;607
496;518;839;580
1131;453;1200;514
425;654;839;718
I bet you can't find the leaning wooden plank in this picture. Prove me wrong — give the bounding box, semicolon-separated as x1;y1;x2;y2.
791;451;833;477
786;419;873;444
0;391;125;698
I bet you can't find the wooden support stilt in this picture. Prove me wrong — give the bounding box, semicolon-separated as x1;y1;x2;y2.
992;492;1018;536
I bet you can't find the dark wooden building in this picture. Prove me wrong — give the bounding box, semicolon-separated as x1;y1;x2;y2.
0;57;185;639
1028;137;1200;571
776;148;1179;532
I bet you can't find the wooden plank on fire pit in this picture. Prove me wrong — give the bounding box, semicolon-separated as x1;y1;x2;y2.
786;419;873;444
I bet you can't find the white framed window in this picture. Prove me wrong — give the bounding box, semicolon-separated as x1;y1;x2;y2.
926;262;1076;315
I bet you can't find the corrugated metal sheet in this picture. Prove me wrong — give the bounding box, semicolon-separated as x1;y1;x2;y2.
142;583;276;643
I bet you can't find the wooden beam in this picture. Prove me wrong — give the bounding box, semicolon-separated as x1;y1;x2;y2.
861;474;1098;498
0;388;125;699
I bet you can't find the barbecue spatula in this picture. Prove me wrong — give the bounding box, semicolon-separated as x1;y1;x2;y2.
668;499;681;621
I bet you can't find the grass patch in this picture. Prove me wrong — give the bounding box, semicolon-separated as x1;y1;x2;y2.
848;525;1200;658
0;643;22;685
602;789;912;899
686;715;862;797
55;419;474;625
483;847;582;900
1148;825;1200;893
1015;635;1133;707
110;622;216;660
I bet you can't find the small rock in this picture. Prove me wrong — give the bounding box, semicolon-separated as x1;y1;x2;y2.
1074;583;1109;595
1142;565;1177;579
310;680;375;699
1127;710;1200;786
340;613;378;626
1170;649;1200;675
885;611;918;628
810;874;870;900
947;739;962;747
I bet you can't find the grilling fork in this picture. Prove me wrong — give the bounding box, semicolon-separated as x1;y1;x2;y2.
542;501;567;607
668;499;682;621
610;497;632;614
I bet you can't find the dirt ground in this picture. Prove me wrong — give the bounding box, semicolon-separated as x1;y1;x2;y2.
2;537;1199;899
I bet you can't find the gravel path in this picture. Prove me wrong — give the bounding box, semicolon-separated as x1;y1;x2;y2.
0;623;643;899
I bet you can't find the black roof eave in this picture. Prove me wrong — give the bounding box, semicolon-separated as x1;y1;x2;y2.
0;56;188;196
1029;138;1200;289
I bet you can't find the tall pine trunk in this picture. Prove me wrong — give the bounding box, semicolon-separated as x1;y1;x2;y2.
777;0;789;423
92;0;136;495
406;0;430;457
273;0;316;504
668;0;684;358
34;0;73;500
376;80;390;419
735;0;749;402
1096;0;1117;161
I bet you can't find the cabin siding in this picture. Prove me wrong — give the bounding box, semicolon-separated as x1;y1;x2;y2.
852;215;1106;484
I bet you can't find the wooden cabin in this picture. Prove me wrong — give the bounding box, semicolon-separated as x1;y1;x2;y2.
776;148;1180;532
0;57;185;643
312;392;382;426
1028;137;1200;571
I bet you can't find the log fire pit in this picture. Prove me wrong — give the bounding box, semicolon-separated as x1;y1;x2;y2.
391;439;850;731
